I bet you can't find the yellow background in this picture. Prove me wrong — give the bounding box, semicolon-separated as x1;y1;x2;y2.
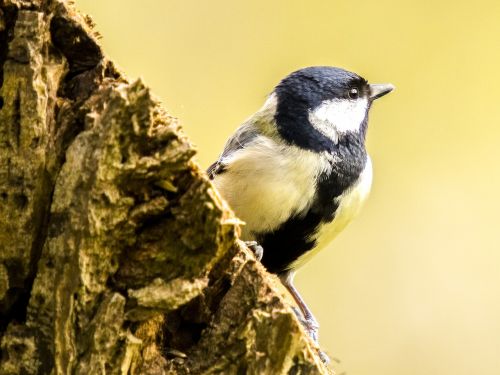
77;1;500;374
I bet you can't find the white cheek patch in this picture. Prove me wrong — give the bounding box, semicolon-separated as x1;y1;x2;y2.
308;98;368;142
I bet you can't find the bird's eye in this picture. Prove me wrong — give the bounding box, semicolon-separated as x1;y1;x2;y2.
348;88;359;99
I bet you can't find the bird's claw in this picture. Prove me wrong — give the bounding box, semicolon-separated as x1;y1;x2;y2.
292;307;319;341
291;307;329;363
244;241;264;261
318;350;330;365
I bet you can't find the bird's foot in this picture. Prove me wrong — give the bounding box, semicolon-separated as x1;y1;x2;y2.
244;241;263;261
291;307;330;364
291;306;320;342
318;350;330;365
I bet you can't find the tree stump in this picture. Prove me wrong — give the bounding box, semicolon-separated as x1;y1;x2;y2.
0;1;330;373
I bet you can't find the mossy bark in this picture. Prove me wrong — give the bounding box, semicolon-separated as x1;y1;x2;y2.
0;1;330;374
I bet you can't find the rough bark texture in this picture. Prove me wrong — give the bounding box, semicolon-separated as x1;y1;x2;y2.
0;1;330;374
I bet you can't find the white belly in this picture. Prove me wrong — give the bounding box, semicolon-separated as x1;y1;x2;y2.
290;157;373;269
213;135;331;239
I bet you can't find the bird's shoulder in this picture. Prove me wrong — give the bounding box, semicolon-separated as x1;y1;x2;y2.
207;114;272;179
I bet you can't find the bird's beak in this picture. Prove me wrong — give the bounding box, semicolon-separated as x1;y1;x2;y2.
369;83;395;100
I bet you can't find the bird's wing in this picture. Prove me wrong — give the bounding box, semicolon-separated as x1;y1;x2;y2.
207;121;260;180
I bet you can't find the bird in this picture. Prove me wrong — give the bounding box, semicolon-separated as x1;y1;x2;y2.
207;66;393;353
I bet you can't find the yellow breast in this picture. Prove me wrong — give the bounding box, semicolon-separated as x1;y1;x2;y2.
290;156;373;270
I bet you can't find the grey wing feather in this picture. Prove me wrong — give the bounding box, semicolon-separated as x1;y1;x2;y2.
207;121;260;180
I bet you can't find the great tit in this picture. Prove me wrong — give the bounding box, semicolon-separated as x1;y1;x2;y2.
208;66;393;353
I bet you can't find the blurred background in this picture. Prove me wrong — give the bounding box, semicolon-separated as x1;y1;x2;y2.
77;1;500;374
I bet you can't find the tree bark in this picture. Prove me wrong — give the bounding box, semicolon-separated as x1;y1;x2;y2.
0;1;330;374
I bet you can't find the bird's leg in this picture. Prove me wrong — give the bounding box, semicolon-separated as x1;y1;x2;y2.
279;271;319;343
279;271;330;364
244;241;264;261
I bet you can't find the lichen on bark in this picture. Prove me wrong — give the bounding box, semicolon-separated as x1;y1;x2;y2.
0;1;331;374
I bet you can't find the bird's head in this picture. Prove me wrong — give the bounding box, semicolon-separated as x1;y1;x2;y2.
272;66;393;152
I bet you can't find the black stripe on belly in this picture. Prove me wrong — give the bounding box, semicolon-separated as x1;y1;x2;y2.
256;169;346;274
256;137;367;274
256;209;331;274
